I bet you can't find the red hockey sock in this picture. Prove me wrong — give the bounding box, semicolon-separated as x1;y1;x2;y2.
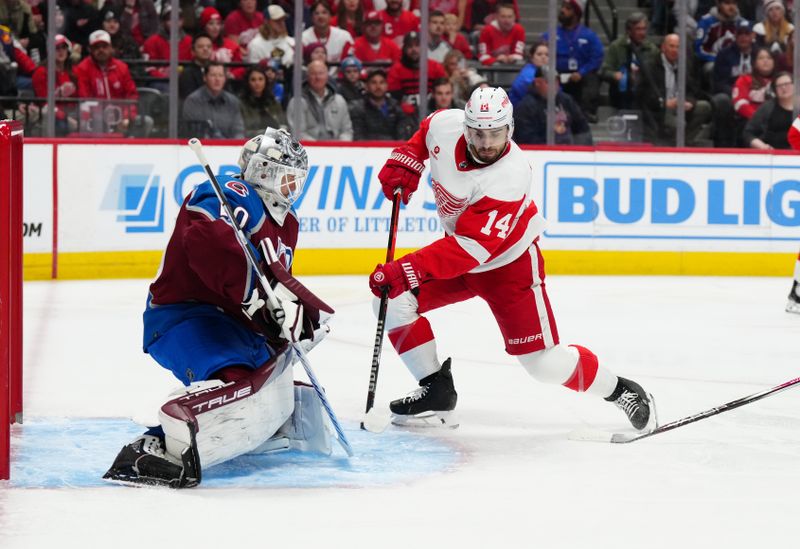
562;345;599;393
388;316;435;354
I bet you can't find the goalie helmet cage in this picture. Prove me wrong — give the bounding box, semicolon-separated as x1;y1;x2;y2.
0;120;24;481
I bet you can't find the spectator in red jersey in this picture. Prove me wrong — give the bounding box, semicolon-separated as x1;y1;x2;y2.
180;7;245;80
443;12;473;59
428;10;452;63
387;31;446;115
345;9;401;63
142;7;185;88
732;45;775;120
302;0;354;64
380;0;420;45
74;29;142;135
101;0;158;46
223;0;264;47
477;2;525;65
465;0;520;33
29;34;79;135
333;0;365;37
245;5;296;68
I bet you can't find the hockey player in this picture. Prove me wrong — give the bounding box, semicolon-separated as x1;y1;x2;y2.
104;128;335;488
785;115;800;313
368;87;656;431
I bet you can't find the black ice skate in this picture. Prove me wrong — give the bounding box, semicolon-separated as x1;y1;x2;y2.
102;430;201;489
786;281;800;314
605;377;657;432
390;358;459;428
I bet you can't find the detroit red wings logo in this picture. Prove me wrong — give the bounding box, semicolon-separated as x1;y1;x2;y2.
432;179;469;220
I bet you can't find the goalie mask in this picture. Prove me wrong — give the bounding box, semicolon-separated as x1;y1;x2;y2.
463;87;513;163
238;127;309;224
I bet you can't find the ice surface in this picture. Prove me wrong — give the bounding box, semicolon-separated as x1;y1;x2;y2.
1;275;799;548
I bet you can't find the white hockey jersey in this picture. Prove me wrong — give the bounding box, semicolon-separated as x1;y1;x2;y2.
403;109;546;280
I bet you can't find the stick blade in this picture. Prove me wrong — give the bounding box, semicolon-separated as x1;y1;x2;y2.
567;428;615;443
360;408;391;433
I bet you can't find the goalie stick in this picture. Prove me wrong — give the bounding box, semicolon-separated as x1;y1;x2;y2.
572;375;800;444
188;138;353;458
360;189;402;433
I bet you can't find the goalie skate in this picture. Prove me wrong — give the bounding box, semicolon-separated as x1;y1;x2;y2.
390;358;459;429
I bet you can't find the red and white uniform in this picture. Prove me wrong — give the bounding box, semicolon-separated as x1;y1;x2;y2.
788;114;800;151
301;26;355;64
345;35;401;63
477;20;526;65
380;9;420;45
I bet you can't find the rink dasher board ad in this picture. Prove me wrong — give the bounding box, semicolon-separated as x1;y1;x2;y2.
20;142;800;279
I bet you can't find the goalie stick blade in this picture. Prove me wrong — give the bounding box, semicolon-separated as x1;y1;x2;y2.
360;408;391;433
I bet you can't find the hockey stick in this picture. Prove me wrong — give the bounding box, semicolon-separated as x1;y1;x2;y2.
573;376;800;444
360;189;403;433
188;138;353;457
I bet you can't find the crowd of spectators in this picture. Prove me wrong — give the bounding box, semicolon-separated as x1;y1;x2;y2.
0;0;797;148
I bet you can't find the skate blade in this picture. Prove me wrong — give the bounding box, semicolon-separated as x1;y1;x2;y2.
391;410;459;429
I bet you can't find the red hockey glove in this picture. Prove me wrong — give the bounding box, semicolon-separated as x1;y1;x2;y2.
369;257;423;299
378;147;425;205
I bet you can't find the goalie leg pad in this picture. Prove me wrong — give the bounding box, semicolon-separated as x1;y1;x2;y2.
158;346;295;469
252;383;334;455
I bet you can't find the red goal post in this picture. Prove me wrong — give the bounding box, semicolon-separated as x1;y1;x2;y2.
1;120;23;481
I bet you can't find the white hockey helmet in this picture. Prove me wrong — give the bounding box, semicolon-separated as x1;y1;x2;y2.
463;86;514;145
238;127;309;219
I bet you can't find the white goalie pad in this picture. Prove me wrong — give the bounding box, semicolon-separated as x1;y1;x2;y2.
158;348;295;469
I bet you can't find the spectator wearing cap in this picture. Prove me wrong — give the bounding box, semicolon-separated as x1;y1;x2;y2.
338;55;366;101
179;33;214;99
62;0;101;50
223;0;264;47
245;5;295;67
182;61;245;138
101;8;142;63
541;0;603;121
75;29;141;135
380;0;420;46
427;10;452;63
301;0;354;64
101;0;158;46
753;0;794;55
286;59;354;140
477;2;525;65
387;31;446;113
31;34;80;135
636;33;712;146
711;18;756;146
344;9;401;63
179;7;245;80
239;64;287;135
443;13;473;59
332;0;365;38
142;7;186;82
509;42;548;106
514;64;592;145
599;12;659;110
0;0;37;42
303;41;329;64
348;67;416;140
695;0;747;69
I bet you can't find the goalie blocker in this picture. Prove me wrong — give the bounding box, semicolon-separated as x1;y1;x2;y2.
103;345;335;488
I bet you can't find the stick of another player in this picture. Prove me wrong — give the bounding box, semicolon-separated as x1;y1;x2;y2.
572;375;800;444
360;189;403;433
188;138;353;457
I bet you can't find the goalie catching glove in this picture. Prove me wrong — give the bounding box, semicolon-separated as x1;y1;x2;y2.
369;255;424;299
378;146;425;204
